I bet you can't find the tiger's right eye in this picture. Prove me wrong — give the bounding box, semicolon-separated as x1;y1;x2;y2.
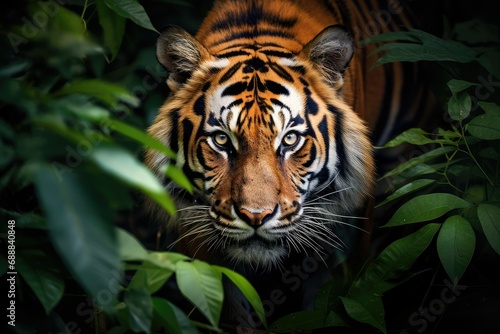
213;132;229;147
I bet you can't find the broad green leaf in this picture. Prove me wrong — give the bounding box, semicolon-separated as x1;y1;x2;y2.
103;0;158;32
176;260;223;327
437;216;475;286
384;194;471;227
49;97;111;121
376;179;435;208
447;79;477;94
129;265;174;294
379;128;435;148
0;209;46;229
145;252;189;270
467;114;500;140
16;250;65;314
340;296;386;334
477;204;500;255
54;79;139;108
479;102;500;116
0;60;30;78
362;30;421;44
96;0;126;60
380;146;456;180
103;118;176;159
163;164;193;193
367;29;477;67
214;265;267;328
354;224;440;294
270;310;335;333
314;276;346;311
152;298;198;334
34;164;122;309
478;51;500;79
448;91;471;121
124;287;153;333
90;144;176;215
117;227;148;261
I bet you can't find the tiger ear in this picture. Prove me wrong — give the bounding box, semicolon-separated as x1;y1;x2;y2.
299;25;354;84
156;25;211;91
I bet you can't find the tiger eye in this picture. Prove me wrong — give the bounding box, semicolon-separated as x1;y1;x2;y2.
214;132;228;146
283;132;298;146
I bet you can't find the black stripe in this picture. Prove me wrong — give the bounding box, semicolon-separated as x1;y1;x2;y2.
265;80;289;95
217;50;251;58
219;62;242;84
268;62;294;82
222;82;248;96
328;105;347;176
305;88;319;115
193;95;205;116
260;50;294;58
208;5;297;32
302;142;317;168
169;109;180;154
214;29;295;46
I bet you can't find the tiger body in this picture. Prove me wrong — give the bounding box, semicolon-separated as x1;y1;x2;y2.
146;0;418;271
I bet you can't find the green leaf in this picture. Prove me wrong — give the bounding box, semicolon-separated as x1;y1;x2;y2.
124;287;153;333
367;29;477;67
478;51;500;79
103;0;158;32
129;265;174;294
270;310;335;333
213;265;267;328
447;79;478;94
477;204;500;255
448;91;471;121
358;224;439;291
54;79;139;108
340;296;386;334
96;0;126;60
34;164;122;309
103;118;176;160
314;276;346;311
379;128;436;148
16;250;65;314
479;102;500;116
437;216;475;286
380;146;456;180
376;179;435;208
117;227;148;261
163;164;193;193
145;252;189;270
152;298;198;334
90;144;176;215
384;194;472;227
176;260;223;327
467;114;500;140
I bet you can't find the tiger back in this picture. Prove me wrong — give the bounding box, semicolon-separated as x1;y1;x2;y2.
145;0;424;317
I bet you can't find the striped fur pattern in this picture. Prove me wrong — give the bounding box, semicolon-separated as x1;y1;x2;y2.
146;0;417;269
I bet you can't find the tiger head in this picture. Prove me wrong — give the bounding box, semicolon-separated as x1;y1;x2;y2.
146;25;374;269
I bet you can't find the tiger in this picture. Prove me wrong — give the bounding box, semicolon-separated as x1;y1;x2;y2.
145;0;424;273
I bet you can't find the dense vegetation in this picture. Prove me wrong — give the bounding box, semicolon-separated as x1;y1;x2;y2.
1;0;498;333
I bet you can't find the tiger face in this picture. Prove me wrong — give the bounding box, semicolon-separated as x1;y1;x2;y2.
147;25;374;269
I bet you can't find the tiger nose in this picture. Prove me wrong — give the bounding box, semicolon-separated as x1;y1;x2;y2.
236;207;276;226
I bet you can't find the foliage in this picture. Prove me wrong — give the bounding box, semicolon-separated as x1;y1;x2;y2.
0;0;264;333
1;0;499;333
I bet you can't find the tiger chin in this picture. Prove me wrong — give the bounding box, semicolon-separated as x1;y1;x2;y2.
145;0;380;271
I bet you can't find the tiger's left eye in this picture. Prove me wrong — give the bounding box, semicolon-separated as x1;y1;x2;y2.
282;132;299;147
213;132;229;147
